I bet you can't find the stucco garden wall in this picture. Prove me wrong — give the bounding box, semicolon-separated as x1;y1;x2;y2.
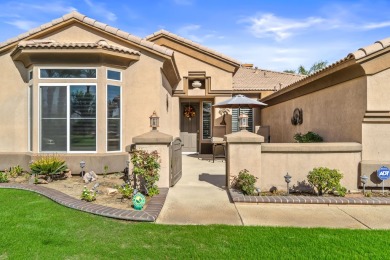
261;77;367;143
260;143;362;192
225;135;362;192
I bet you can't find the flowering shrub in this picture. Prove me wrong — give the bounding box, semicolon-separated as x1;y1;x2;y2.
81;186;96;202
131;149;160;197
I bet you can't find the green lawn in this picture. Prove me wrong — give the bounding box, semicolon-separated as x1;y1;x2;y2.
0;189;388;259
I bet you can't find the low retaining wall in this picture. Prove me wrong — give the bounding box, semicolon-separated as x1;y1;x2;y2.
260;143;362;192
0;152;129;174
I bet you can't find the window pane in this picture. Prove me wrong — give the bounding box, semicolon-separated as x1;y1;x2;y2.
70;119;96;151
41;119;67;151
41;86;67;118
107;70;121;81
40;69;96;78
29;71;33;81
202;102;212;139
107;119;120;151
70;85;96;119
107;85;120;118
107;85;120;151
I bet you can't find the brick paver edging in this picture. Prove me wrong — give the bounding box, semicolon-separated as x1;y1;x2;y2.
229;189;390;205
0;183;168;222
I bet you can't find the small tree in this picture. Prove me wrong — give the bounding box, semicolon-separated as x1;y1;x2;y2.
307;167;343;196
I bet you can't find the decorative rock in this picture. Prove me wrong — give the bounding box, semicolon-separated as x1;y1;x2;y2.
106;188;118;195
37;179;48;184
83;171;98;183
64;169;72;178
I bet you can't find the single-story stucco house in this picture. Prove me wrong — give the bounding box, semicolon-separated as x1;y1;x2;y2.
1;11;390;190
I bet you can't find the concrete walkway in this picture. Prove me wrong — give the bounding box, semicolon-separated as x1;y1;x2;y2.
157;155;390;229
156;154;242;225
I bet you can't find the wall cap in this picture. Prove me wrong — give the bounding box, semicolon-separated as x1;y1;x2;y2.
262;142;362;153
132;130;173;144
224;130;264;143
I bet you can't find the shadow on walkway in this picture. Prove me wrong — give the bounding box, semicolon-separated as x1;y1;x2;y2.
199;173;226;189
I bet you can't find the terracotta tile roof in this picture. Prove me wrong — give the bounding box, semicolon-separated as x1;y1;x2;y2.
0;11;173;57
145;29;241;65
14;39;140;55
233;67;305;91
349;37;390;59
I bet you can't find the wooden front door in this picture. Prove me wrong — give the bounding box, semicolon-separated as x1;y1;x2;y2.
180;102;199;153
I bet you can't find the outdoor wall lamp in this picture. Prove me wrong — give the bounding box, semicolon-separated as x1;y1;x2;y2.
192;80;202;88
150;111;159;130
80;160;86;178
284;172;292;195
239;113;249;130
361;175;368;194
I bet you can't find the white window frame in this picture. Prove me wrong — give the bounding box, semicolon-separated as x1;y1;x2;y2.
106;84;122;152
38;83;98;153
106;68;122;82
28;85;33;152
38;67;98;80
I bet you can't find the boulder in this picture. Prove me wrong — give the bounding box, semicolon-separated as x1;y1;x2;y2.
83;171;98;183
106;188;118;195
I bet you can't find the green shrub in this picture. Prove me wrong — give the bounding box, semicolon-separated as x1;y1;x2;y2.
307;167;344;196
9;165;23;178
0;172;9;183
131;150;160;197
294;131;323;143
117;183;134;199
81;186;96;202
335;185;347;197
234;169;257;196
30;155;67;176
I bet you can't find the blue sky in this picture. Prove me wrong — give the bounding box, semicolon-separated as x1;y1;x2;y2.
1;0;390;72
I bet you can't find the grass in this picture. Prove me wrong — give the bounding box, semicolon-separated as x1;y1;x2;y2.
0;189;388;259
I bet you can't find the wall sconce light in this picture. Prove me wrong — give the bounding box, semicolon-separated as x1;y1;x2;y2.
239;113;249;130
80;160;86;178
361;175;368;194
150;111;159;130
192;80;202;88
284;172;292;195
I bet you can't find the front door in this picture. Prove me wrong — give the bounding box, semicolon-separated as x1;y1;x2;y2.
180;102;199;153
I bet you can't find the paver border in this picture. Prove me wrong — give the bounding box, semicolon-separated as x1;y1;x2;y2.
229;189;390;205
0;183;168;222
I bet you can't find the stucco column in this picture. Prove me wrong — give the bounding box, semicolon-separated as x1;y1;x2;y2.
224;131;264;188
131;130;173;188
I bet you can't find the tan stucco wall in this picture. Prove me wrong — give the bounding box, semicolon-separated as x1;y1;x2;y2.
261;143;362;192
261;77;367;143
0;50;29;152
173;51;233;92
366;68;390;111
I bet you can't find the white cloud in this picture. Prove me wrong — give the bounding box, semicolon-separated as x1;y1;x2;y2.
5;20;38;31
362;21;390;30
176;24;219;43
84;0;117;22
244;13;324;41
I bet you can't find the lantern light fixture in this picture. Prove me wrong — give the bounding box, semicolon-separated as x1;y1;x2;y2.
150;111;159;130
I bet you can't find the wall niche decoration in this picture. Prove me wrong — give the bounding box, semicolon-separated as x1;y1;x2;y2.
291;108;303;125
